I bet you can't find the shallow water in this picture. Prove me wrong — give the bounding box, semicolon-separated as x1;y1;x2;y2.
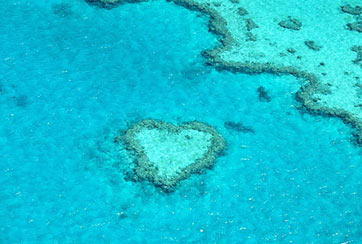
0;0;361;243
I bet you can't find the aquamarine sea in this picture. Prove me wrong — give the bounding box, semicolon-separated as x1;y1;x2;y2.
1;0;361;243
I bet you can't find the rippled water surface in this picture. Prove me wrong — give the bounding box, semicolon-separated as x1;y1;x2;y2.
0;0;361;243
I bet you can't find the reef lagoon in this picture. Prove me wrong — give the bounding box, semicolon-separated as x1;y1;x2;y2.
0;0;362;243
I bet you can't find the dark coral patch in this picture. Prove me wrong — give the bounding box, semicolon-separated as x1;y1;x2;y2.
237;7;248;16
347;21;362;33
279;16;302;30
341;4;362;15
224;121;255;134
304;40;322;51
257;86;271;102
13;95;28;108
351;45;362;68
86;0;147;9
245;19;259;31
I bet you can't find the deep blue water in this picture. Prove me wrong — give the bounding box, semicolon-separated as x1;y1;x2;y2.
0;0;361;243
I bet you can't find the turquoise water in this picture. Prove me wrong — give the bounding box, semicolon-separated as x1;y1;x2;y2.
1;0;362;243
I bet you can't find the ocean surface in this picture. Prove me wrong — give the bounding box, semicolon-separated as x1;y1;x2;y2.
0;0;361;243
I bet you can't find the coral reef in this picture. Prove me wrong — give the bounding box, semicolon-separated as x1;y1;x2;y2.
88;0;362;144
341;4;362;15
245;19;258;31
304;40;322;51
352;45;362;67
246;32;256;41
86;0;146;8
169;0;362;144
341;4;362;33
347;21;362;33
278;16;302;30
224;121;254;133
237;7;248;16
119;119;225;191
13;95;28;108
257;86;271;102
